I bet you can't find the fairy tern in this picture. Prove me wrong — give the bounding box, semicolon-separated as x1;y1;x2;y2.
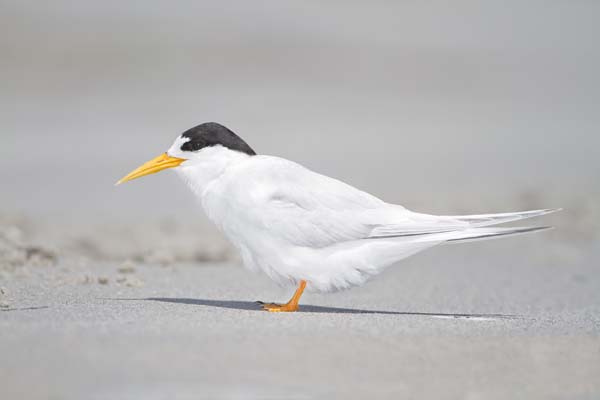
117;122;559;312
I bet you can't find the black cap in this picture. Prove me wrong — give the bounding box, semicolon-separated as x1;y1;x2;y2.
180;122;256;156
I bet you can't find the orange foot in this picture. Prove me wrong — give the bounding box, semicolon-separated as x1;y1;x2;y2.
257;280;306;313
257;301;300;312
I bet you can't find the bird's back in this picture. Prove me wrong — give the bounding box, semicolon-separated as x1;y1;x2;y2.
202;155;395;248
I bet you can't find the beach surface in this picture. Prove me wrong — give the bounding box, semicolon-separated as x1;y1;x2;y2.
2;2;599;398
2;229;599;399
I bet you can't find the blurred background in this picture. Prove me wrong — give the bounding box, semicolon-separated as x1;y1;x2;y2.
2;3;599;398
1;0;598;265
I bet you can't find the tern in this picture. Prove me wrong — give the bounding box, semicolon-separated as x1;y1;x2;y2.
117;122;558;312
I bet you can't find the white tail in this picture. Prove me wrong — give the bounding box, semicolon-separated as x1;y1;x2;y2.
443;226;553;243
369;208;560;240
448;208;560;228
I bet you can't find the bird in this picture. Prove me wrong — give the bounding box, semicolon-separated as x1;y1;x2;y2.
117;122;559;312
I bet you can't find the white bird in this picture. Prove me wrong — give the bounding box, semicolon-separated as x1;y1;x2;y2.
117;122;559;312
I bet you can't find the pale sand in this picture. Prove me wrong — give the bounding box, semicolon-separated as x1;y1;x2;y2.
2;2;599;398
1;235;599;399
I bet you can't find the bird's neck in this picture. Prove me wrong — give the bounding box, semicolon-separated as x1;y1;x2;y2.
175;146;251;198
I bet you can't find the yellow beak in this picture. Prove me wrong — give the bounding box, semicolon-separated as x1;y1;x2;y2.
116;153;185;185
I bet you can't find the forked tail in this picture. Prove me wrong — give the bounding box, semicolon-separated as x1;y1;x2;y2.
443;226;553;243
368;208;560;243
441;208;559;243
448;208;560;228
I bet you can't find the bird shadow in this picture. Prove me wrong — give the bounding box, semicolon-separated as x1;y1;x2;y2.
120;297;518;320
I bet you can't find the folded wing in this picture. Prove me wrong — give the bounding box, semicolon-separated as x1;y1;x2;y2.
243;157;559;247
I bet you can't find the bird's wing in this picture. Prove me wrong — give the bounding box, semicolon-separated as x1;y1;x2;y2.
235;157;391;247
232;157;559;248
235;157;471;247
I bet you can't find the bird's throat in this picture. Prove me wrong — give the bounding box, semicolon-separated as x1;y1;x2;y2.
176;148;251;198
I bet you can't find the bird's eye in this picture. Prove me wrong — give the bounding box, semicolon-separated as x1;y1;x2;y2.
182;140;204;152
191;142;203;151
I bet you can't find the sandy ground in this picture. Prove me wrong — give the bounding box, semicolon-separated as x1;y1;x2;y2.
2;2;599;398
2;234;599;400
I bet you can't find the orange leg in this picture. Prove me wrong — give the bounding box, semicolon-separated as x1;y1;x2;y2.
258;280;307;312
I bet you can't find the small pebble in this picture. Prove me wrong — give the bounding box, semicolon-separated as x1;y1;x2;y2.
118;261;136;274
116;276;144;287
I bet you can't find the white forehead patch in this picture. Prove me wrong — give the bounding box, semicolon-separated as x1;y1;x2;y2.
167;135;191;158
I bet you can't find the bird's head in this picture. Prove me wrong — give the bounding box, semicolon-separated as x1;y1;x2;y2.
116;122;256;185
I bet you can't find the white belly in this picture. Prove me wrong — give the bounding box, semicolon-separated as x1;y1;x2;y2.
202;186;433;292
